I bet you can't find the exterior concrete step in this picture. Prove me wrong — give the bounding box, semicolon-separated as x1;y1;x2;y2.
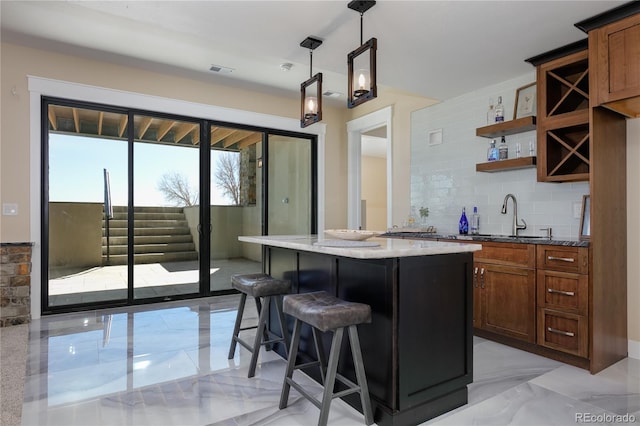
112;206;184;214
102;242;196;255
105;219;189;228
102;234;195;245
102;251;199;265
109;212;188;221
105;227;192;237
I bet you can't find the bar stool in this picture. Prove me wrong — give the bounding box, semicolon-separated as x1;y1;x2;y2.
228;273;291;378
279;291;373;426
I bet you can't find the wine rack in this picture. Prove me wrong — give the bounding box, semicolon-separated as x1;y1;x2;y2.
536;49;590;182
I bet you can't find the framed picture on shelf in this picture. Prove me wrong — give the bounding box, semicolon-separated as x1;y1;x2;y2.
579;194;590;241
513;82;536;119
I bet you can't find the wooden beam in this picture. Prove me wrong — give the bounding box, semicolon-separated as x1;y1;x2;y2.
191;128;200;145
223;130;252;148
72;108;80;133
157;120;176;141
237;133;262;149
210;127;236;145
48;107;57;130
138;117;153;139
97;111;104;136
118;115;128;138
174;123;198;143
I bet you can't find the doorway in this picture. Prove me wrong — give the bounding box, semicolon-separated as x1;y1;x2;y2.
346;106;393;230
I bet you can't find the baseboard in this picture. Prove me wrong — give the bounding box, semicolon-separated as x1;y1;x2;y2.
629;339;640;360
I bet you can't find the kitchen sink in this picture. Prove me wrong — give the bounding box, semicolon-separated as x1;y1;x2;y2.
473;234;545;239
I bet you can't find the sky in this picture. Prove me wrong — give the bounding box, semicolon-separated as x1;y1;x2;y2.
49;134;236;206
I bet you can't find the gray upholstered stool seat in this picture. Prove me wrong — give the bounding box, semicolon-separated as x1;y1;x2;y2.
282;291;371;332
231;273;291;298
228;273;290;378
279;291;373;426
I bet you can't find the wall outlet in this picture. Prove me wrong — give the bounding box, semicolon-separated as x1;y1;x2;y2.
2;203;18;216
573;202;582;219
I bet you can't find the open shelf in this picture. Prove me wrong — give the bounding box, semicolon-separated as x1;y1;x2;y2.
476;116;536;138
476;156;537;173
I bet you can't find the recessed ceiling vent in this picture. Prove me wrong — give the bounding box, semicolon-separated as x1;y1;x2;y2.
323;90;342;98
209;64;234;74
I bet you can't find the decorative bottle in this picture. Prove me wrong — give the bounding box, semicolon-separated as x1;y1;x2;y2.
487;139;499;161
486;98;495;124
470;206;480;235
494;96;504;123
459;207;469;235
498;136;508;160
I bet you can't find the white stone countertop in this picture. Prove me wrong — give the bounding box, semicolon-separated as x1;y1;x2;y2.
238;235;482;259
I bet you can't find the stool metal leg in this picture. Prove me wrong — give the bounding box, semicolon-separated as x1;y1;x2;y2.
254;296;271;351
311;327;327;385
318;327;344;426
248;295;271;378
348;325;373;425
279;318;303;409
228;292;248;359
275;295;290;356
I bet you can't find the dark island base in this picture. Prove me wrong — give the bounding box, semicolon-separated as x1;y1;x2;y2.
263;246;474;426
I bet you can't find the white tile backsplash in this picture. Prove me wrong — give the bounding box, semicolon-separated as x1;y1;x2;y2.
411;71;589;239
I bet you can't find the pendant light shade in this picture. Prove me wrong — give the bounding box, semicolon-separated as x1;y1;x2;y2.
347;1;377;108
300;37;323;128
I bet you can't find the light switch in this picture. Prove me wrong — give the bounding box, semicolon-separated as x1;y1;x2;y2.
2;203;18;216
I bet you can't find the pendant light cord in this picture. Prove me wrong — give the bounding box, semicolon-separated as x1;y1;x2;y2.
360;12;364;45
309;50;313;79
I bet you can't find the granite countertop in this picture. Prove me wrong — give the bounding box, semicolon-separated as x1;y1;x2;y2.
382;231;590;247
238;235;482;259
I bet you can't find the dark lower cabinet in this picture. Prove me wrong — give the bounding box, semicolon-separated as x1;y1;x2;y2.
265;246;474;426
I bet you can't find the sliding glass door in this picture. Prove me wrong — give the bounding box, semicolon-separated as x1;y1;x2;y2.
46;104;129;307
132;114;202;300
43;99;317;313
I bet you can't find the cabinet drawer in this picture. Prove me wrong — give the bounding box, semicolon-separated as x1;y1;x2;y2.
537;270;588;315
474;242;535;268
537;308;588;358
537;245;588;273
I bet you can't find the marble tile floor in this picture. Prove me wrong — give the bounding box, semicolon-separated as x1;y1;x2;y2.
19;295;640;426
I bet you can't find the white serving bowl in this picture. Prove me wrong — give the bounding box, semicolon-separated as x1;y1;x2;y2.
324;229;380;241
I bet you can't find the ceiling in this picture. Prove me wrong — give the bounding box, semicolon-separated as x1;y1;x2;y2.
0;1;627;105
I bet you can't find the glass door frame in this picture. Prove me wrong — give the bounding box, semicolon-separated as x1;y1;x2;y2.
41;97;318;315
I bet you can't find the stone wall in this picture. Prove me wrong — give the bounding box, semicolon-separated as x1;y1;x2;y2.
0;243;32;326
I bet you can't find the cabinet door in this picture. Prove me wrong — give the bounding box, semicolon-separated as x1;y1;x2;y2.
592;13;640;116
480;263;536;343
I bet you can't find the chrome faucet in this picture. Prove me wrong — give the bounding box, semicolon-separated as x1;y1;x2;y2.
501;193;527;236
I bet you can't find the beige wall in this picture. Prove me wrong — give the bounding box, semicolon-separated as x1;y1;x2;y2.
361;155;387;230
0;41;348;242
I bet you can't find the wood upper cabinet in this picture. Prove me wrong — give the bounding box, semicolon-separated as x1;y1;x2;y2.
535;48;590;182
473;242;536;343
589;12;640;117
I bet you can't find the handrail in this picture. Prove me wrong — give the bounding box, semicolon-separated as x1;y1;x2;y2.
103;169;113;264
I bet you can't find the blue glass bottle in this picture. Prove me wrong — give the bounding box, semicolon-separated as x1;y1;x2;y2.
459;207;469;235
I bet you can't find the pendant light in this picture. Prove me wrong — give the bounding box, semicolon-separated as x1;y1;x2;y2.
347;0;377;108
300;36;323;128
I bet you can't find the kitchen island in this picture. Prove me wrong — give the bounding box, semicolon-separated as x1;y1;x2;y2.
238;235;481;426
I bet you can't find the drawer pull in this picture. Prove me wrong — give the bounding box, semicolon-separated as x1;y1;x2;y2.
548;255;575;263
547;327;575;337
547;288;575;297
